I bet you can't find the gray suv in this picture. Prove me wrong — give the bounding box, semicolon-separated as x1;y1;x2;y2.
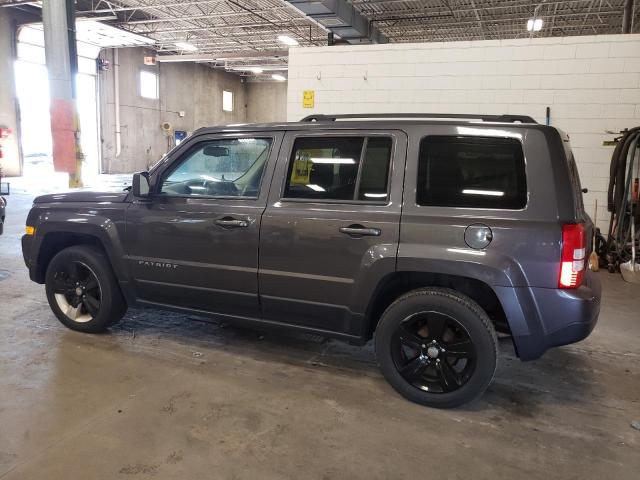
22;113;601;408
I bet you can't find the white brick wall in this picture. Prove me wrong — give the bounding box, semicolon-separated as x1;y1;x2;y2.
287;34;640;230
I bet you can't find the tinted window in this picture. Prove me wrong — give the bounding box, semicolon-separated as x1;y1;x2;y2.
417;136;526;209
358;137;393;201
284;136;392;201
563;140;585;214
160;138;272;198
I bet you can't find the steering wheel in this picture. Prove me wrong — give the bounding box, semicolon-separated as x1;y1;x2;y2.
203;179;238;196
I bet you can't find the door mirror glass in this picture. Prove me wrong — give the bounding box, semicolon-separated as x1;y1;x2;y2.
132;171;150;197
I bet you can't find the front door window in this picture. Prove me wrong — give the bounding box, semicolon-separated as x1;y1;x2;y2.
160;138;272;198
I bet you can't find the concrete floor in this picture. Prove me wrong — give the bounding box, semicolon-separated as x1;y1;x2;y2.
1;191;639;480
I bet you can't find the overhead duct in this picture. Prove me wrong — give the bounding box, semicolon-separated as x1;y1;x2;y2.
284;0;388;44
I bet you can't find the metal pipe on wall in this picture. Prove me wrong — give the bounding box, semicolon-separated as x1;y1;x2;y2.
114;48;121;158
623;0;634;33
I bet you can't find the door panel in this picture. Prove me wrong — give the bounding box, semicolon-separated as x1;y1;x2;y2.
258;130;407;336
125;132;283;317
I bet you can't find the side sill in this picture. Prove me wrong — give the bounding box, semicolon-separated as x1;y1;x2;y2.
136;299;365;344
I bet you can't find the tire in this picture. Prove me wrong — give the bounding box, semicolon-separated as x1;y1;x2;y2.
45;245;127;333
375;287;498;409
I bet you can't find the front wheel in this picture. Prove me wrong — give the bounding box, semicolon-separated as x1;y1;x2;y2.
375;288;498;408
45;245;127;333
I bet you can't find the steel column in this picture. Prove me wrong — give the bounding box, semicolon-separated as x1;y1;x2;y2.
622;0;634;33
42;0;83;187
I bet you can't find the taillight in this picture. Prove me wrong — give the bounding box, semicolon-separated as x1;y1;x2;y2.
559;223;586;289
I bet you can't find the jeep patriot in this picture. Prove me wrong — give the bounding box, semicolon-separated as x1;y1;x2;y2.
22;113;601;408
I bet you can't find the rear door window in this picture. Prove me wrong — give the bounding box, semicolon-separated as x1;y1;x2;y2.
284;136;393;202
417;136;527;209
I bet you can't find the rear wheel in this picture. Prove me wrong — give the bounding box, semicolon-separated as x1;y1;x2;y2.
45;245;127;333
375;287;497;408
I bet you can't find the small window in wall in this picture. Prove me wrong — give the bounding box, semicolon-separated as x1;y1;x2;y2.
284;136;393;201
223;90;233;112
140;70;158;99
417;136;527;209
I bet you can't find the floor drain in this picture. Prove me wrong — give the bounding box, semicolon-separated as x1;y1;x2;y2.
0;270;11;281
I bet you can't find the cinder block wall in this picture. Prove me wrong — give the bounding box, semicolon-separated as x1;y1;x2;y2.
246;81;288;123
287;34;640;230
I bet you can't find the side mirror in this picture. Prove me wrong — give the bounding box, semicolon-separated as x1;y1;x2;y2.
132;171;150;198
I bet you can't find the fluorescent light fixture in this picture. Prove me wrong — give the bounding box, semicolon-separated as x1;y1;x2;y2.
306;184;325;192
175;41;198;51
277;35;299;46
364;193;387;198
272;74;286;81
462;189;504;197
526;18;543;32
249;67;263;74
237;138;256;143
310;157;355;164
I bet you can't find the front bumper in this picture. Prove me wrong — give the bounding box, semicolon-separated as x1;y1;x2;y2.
21;233;41;282
495;270;601;360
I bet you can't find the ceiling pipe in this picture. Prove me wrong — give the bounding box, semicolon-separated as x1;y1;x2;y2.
114;48;121;159
156;49;288;62
622;0;634;33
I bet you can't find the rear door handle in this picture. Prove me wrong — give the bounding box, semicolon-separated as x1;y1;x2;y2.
214;218;249;228
339;225;381;237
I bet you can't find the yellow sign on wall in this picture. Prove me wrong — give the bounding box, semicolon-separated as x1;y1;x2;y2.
303;90;314;108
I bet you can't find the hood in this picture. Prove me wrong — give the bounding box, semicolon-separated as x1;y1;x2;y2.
33;190;130;204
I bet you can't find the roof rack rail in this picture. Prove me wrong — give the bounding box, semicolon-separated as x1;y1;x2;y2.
300;113;537;124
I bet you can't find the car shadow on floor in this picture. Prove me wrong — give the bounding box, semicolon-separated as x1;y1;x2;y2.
106;307;595;413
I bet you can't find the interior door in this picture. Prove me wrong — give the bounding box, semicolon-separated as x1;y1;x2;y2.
258;130;407;337
125;132;282;318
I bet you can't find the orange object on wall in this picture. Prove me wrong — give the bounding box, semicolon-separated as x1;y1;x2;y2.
50;98;77;173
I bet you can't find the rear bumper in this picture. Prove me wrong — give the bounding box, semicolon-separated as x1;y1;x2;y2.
495;270;601;361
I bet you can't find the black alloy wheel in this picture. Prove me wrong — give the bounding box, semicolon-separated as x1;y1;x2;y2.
392;311;476;393
45;245;127;332
375;288;497;408
51;261;102;323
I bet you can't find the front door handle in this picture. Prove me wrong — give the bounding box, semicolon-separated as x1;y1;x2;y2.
339;225;382;237
214;218;249;228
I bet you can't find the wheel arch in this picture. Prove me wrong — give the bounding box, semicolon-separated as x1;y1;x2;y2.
363;271;510;340
31;222;124;284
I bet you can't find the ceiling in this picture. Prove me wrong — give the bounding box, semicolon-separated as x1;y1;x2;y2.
3;0;639;77
360;0;639;42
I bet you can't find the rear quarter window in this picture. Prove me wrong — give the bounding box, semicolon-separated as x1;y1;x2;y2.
417;136;527;209
562;140;585;216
